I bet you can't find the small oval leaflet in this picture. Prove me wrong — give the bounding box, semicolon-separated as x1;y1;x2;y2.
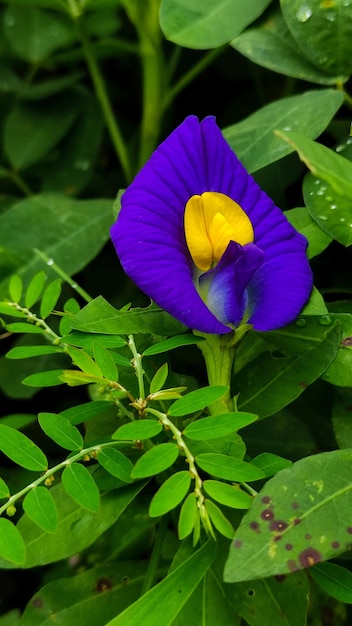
0;518;26;564
9;274;23;303
40;278;62;319
97;448;134;483
205;499;234;539
38;412;83;451
25;271;46;308
203;480;252;509
178;492;197;540
112;419;163;441
23;487;58;533
168;386;228;417
196;454;265;482
183;412;258;440
149;471;191;517
131;443;179;479
61;463;100;512
0;424;47;471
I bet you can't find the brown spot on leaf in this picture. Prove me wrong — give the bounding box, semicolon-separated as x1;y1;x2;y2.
33;597;43;609
275;574;287;582
299;382;307;389
261;496;271;504
299;548;322;568
96;578;113;593
347;527;352;534
250;521;260;533
305;533;312;540
293;518;301;526
287;559;299;572
342;336;352;347
291;502;299;510
270;520;288;532
331;541;340;549
233;539;242;549
285;544;293;551
261;509;274;521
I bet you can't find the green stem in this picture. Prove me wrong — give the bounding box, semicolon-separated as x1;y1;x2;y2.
336;81;352;109
162;46;227;112
76;17;132;182
34;248;92;304
140;514;169;595
128;335;145;400
6;301;62;343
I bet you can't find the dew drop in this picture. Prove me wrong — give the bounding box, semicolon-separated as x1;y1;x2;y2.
296;5;313;21
314;179;321;185
325;11;336;20
340;217;346;222
319;314;332;326
330;204;337;209
47;259;54;266
282;126;292;131
296;318;307;327
349;223;352;228
74;159;90;171
71;282;78;289
336;144;346;153
325;196;333;202
342;0;351;6
317;215;328;221
346;137;352;145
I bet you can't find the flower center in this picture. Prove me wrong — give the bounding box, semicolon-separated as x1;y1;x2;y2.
184;191;254;271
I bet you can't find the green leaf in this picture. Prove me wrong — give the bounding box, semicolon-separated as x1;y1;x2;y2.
232;8;340;84
72;296;186;336
112;420;163;441
183;412;258;440
6;345;62;359
149;471;191;517
143;334;204;356
186;431;246;461
3;6;75;62
131;443;179;479
203;480;253;509
0;195;113;299
67;345;102;378
224;449;352;582
196;454;265;482
97;448;134;483
22;487;58;533
0;477;10;499
93;343;118;381
159;0;271;49
205;499;234;539
322;314;352;386
149;363;168;394
223;89;343;173
61;464;100;512
285;206;332;259
38;412;83;451
0;424;47;471
0;519;25;564
332;388;352;449
40;279;62;319
236;319;340;418
61;332;126;349
22;369;64;387
280;0;352;76
251;453;292;478
61;400;115;425
104;540;216;626
178;492;197;540
310;562;352;604
24;271;46;308
303;174;352;247
8;274;22;302
0;303;26;318
168;386;228;416
4;322;43;334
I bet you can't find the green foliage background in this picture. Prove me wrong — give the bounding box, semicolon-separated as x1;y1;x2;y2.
0;0;352;624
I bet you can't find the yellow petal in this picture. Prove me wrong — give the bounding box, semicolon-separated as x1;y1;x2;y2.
184;191;254;271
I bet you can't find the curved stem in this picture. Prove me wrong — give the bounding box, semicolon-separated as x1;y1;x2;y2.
34;248;92;304
128;335;145;401
76;17;132;182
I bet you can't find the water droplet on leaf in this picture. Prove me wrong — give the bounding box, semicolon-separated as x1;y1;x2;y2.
319;314;332;325
296;318;307;327
296;5;313;21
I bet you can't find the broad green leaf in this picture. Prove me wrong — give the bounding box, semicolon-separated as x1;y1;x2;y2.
159;0;271;49
143;334;204;356
4;322;43;334
105;540;216;626
61;400;115;425
67;346;102;378
93;343;118;381
20;561;151;626
205;500;234;539
22;370;64;387
61;464;100;512
4;97;81;170
0;519;25;564
8;274;22;302
131;443;179;479
0;609;20;625
196;454;265;482
232;8;340;84
236;319;340;418
0;477;10;499
6;345;62;359
61;332;126;349
223;89;343;173
322;314;352;386
203;480;252;509
281;0;352;76
59;370;102;386
149;363;168;394
97;448;134;483
300;287;328;316
22;487;58;533
178;492;197;540
112;420;163;441
149;471;191;517
0;424;47;471
183;412;258;440
38;412;83;451
224;449;352;582
24;271;46;308
4;481;146;569
251;453;292;477
285;206;332;258
228;571;309;626
0;414;36;430
168;386;228;416
0;303;26;318
0;195;113;299
278;130;352;199
332;388;352;449
186;432;246;461
72;296;186;336
39;279;61;319
303;174;352;247
3;6;75;62
310;562;352;604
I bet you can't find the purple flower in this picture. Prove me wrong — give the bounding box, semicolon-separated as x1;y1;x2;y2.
111;116;312;334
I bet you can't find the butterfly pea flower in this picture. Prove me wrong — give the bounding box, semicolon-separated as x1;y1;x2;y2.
111;116;312;334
